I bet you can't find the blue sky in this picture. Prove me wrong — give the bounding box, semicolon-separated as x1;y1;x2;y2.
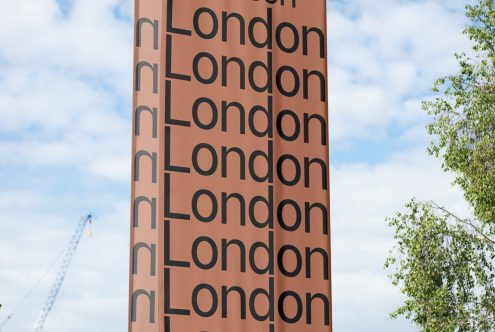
0;0;473;331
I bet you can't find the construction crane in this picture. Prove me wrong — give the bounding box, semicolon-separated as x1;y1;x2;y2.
33;214;94;332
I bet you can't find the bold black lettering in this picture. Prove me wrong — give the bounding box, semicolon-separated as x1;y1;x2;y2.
304;157;328;190
192;97;218;130
305;202;329;235
303;69;326;102
303;26;325;59
249;186;274;229
192;143;218;176
164;173;190;220
277;199;301;232
192;284;218;317
278;291;303;323
222;192;246;226
276;65;300;98
304;113;327;145
248;95;273;138
277;109;300;142
165;127;190;173
222;56;246;89
164;221;190;267
249;140;273;183
192;189;218;223
249;231;274;275
278;245;302;277
222;101;246;134
192;236;218;269
248;51;273;93
165;80;191;126
222;286;247;319
164;268;190;315
249;277;274;322
275;22;299;54
166;0;192;35
222;146;246;179
166;35;191;81
222;239;246;272
193;52;218;84
222;12;246;45
277;155;301;187
305;247;329;280
193;7;219;39
306;293;330;325
248;8;273;49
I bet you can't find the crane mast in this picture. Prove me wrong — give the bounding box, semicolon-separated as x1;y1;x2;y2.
34;215;93;332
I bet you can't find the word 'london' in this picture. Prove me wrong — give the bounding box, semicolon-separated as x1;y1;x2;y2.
131;0;330;331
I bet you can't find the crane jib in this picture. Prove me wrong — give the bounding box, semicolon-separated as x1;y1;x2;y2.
34;215;93;332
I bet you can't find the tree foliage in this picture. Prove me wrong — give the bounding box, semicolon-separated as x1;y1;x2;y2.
386;1;495;330
386;201;495;331
426;0;495;225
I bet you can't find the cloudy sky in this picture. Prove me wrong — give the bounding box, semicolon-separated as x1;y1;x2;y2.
0;0;473;331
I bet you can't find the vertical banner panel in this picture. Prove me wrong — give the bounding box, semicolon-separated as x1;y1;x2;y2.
129;0;163;331
130;1;331;331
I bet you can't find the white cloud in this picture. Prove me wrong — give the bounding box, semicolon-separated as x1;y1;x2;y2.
0;0;132;93
0;0;475;331
0;200;129;332
0;0;132;183
0;1;132;330
331;147;470;331
328;0;469;143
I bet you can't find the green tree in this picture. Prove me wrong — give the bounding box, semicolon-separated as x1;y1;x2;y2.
385;0;495;331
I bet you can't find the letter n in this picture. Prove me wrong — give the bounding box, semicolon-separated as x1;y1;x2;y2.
134;151;157;183
136;61;158;94
135;105;158;138
133;242;156;276
136;18;159;50
133;196;157;229
131;290;156;323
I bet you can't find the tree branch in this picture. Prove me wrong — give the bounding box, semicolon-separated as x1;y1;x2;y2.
420;200;495;246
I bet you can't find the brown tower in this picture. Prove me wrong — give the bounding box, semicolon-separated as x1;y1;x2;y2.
129;1;331;331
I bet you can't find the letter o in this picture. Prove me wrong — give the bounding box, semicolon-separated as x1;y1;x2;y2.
277;154;301;186
192;284;218;317
278;290;303;323
276;109;301;142
193;52;218;84
277;245;302;277
276;66;300;97
193;7;219;39
192;236;218;270
277;199;301;232
276;22;300;53
192;189;218;223
192;143;218;176
192;97;218;130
